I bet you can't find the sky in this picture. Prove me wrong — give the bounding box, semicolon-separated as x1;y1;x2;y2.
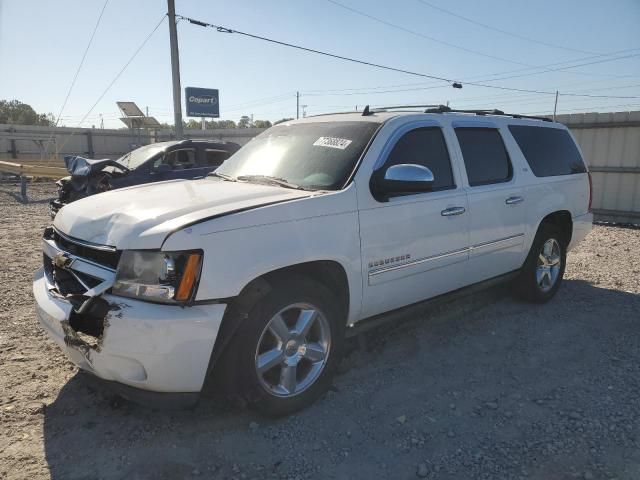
1;0;639;129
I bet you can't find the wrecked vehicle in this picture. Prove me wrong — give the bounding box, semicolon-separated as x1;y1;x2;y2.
49;139;240;217
34;107;592;415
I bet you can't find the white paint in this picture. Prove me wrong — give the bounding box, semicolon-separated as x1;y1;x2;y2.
34;110;593;395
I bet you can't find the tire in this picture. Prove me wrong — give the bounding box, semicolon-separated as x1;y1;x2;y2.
224;275;345;416
514;223;567;303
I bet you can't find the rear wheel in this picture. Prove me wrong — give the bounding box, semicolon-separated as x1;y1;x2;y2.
226;276;344;416
515;224;567;303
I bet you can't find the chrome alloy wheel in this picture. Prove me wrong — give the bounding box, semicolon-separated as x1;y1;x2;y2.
536;238;561;292
255;303;331;397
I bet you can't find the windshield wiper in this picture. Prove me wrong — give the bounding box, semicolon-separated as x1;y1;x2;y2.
236;175;309;190
209;171;236;181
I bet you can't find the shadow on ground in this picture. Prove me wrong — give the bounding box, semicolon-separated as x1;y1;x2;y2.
42;280;640;480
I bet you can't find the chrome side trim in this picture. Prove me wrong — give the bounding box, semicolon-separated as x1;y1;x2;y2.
471;233;524;250
368;233;525;277
369;247;468;277
53;226;117;252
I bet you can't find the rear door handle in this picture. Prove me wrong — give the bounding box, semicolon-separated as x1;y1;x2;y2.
505;196;524;205
441;206;466;216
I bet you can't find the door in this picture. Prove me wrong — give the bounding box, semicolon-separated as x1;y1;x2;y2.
152;148;211;180
454;126;526;283
358;124;470;319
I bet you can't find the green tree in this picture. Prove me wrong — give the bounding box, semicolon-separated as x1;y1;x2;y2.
0;99;54;126
273;118;294;125
238;115;252;128
253;119;272;129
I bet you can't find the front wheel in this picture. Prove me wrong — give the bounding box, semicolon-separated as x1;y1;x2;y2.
514;224;567;303
226;276;345;416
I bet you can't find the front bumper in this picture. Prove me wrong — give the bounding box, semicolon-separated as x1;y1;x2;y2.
33;267;227;396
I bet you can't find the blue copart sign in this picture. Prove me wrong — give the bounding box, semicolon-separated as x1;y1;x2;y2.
185;87;219;117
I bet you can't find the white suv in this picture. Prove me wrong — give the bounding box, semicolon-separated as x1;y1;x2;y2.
33;106;593;415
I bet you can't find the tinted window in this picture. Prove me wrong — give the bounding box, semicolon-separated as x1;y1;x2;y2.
203;149;230;167
455;128;512;186
509;125;586;177
383;127;454;190
154;149;196;170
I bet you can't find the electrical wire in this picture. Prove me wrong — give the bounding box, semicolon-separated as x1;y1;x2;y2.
177;14;640;100
326;0;530;67
43;0;109;157
55;14;166;153
415;0;600;56
175;15;458;85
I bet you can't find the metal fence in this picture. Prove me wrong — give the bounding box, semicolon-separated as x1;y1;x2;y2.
0;124;264;166
2;112;639;224
558;111;640;224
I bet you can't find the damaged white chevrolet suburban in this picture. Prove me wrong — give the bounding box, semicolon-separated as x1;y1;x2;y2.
34;106;593;415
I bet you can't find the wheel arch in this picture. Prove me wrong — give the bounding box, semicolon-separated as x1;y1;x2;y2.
536;210;573;246
204;260;351;381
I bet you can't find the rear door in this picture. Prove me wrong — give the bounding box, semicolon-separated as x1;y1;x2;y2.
453;124;526;283
153;147;210;180
357;121;470;318
199;147;232;171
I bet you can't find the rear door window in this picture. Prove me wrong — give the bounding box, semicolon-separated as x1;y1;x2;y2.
202;149;230;168
383;127;455;191
455;128;512;186
508;125;586;177
155;149;197;170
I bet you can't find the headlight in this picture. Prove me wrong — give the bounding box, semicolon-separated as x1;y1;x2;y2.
112;250;203;303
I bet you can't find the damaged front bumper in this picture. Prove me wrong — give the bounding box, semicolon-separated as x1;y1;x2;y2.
33;247;227;406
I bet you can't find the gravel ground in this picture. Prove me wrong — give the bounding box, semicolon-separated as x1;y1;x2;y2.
1;182;639;480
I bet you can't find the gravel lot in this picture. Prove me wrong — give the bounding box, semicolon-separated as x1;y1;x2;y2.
1;182;639;480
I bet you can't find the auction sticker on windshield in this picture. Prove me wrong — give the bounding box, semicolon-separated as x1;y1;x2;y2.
313;137;353;150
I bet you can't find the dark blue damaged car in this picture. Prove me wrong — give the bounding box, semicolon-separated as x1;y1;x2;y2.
49;139;240;217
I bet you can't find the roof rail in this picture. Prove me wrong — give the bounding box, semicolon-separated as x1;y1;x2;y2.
307;104;554;122
423;105;553;122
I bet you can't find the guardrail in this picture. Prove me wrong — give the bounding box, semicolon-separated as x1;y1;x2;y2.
0;161;65;200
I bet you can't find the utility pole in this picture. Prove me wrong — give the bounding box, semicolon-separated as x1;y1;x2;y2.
168;0;183;139
296;91;300;119
553;90;559;121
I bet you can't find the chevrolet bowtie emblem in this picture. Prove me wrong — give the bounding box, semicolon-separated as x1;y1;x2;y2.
53;252;73;269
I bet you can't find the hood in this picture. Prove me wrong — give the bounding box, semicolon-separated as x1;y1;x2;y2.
64;155;128;177
53;178;312;249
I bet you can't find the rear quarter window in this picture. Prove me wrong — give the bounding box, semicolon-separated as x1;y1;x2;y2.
508;125;586;177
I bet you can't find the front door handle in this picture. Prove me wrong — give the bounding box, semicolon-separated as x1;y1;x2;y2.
441;206;466;216
505;196;524;205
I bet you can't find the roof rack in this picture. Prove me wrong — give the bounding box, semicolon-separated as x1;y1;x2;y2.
422;105;553;122
307;104;553;122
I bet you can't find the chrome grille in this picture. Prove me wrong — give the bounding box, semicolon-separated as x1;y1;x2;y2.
42;227;117;298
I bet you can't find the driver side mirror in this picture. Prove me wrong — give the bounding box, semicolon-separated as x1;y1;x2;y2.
371;164;435;201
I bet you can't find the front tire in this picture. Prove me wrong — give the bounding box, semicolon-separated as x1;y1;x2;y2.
227;276;345;416
515;223;567;303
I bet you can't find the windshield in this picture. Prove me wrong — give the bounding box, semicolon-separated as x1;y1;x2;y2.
116;144;169;170
215;121;380;190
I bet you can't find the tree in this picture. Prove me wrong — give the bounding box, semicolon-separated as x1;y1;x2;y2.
253;120;272;129
238;115;252;128
273;118;294;125
205;119;236;129
0;99;54;126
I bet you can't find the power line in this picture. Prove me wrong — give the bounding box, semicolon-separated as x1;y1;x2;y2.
326;0;638;81
44;0;109;155
177;14;639;100
415;0;599;56
55;14;166;154
176;15;458;85
326;0;529;67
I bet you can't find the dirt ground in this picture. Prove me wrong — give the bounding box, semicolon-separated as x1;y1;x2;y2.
1;182;639;480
